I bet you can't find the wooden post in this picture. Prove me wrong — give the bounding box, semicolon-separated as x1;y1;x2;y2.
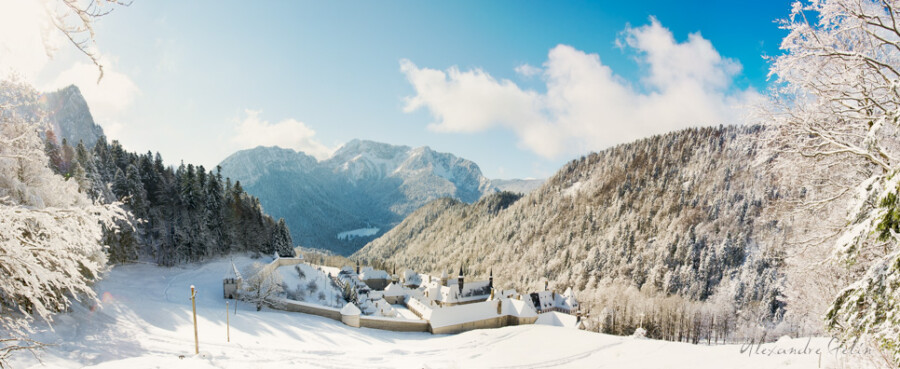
191;285;199;354
226;301;230;342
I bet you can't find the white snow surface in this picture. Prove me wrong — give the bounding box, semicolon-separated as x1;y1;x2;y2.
336;227;380;240
8;257;849;369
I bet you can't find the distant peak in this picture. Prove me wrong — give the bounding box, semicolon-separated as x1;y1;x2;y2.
331;139;411;159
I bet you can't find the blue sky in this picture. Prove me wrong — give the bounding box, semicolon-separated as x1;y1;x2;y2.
5;0;793;179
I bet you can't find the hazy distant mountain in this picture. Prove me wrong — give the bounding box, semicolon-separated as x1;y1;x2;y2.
43;85;105;147
219;140;495;255
0;83;105;147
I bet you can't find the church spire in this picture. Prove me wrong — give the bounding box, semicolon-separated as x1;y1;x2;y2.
489;268;493;289
458;264;465;294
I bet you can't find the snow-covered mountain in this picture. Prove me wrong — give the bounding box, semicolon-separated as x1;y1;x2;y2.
218;140;495;255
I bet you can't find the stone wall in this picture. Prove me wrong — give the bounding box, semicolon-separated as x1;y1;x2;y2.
383;295;405;305
363;278;389;291
268;297;342;321
261;257;304;276
430;315;538;335
359;316;428;332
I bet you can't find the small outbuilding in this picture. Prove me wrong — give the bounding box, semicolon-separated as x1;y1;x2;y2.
223;262;242;299
341;302;362;328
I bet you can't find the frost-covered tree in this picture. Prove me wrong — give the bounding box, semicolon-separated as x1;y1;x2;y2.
241;262;283;311
40;0;131;82
0;79;125;365
768;0;900;363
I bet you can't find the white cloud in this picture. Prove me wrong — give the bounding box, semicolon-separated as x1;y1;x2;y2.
401;18;764;159
514;64;542;78
231;110;335;160
43;57;140;140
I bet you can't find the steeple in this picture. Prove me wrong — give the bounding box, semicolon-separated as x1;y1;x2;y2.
458;264;465;294
488;268;493;289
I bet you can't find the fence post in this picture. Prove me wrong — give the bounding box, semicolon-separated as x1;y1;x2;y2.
191;285;199;354
226;301;230;342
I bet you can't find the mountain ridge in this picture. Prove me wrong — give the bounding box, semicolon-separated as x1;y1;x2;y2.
219;140;499;255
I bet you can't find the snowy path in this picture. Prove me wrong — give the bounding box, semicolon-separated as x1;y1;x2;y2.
11;257;849;368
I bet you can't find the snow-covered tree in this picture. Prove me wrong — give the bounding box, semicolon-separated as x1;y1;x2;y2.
241;262;283;311
768;0;900;363
0;79;126;365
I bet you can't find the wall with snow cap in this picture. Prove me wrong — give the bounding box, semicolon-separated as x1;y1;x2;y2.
267;297;342;321
359;315;428;332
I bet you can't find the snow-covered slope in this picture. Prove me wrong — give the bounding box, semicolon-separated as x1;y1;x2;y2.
8;258;846;369
219;140;495;255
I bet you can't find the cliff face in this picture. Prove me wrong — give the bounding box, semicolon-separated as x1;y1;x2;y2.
43;85;105;147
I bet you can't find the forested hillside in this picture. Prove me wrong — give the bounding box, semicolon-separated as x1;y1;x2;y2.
43;136;294;265
357;126;797;340
11;84;297;266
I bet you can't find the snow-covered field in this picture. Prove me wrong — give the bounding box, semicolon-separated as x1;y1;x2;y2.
9;257;858;368
276;263;344;308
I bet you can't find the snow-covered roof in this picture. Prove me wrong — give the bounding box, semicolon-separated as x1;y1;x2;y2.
402;269;422;286
383;283;407;297
535;312;578;328
499;289;518;299
428;298;536;329
341;302;361;316
359;266;389;280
